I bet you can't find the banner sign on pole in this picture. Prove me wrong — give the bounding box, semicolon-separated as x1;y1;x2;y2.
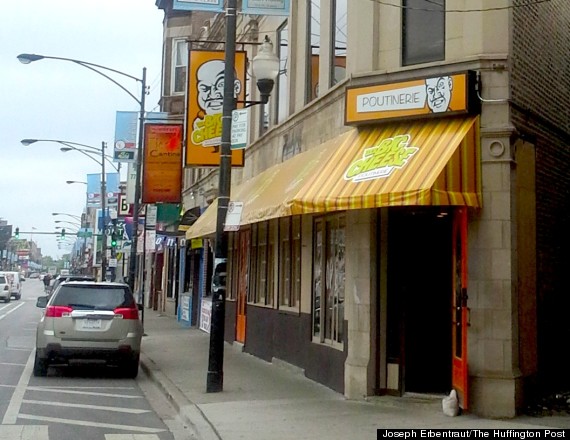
185;49;247;167
242;0;290;16
172;0;223;12
142;124;183;204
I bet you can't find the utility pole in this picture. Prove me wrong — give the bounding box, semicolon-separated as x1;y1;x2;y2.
207;0;237;394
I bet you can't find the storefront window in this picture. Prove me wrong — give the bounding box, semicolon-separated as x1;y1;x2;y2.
247;222;274;307
313;214;345;347
279;216;301;310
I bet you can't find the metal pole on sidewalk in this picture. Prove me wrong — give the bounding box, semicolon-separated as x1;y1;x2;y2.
207;0;237;393
101;141;107;281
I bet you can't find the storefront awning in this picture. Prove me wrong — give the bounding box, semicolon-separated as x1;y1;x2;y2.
186;116;481;239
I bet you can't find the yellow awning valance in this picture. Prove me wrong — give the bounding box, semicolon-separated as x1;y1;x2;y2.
186;116;481;239
186;131;354;239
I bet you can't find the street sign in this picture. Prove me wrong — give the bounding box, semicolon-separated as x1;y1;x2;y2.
108;258;118;268
118;193;131;216
224;201;244;231
231;108;249;149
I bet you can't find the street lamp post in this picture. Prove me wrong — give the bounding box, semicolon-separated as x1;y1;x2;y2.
51;213;82;221
207;1;279;393
17;53;147;292
54;220;81;228
66;180;89;272
23;139;111;281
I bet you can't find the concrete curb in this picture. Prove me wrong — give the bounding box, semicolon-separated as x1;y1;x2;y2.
140;352;222;440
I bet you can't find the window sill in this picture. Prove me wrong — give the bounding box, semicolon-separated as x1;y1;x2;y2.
311;337;344;351
278;305;300;315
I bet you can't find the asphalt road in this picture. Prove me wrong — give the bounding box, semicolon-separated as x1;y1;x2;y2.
0;276;182;440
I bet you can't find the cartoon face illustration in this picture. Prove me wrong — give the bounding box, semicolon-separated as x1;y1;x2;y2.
196;59;242;115
425;76;453;113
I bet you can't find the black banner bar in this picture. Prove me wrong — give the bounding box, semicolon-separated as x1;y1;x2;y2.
377;429;569;440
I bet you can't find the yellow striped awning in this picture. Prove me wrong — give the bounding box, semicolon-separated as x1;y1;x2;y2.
186;131;353;239
293;116;481;212
186;116;481;239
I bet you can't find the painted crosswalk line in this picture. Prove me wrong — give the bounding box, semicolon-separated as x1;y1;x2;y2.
0;425;49;440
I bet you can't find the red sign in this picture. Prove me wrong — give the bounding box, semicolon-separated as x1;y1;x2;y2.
142;124;183;204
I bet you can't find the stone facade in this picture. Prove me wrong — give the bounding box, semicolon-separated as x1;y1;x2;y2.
155;0;570;419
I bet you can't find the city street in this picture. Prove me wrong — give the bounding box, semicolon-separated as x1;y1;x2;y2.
0;278;184;440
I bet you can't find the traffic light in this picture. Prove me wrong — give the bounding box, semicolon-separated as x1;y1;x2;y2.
111;232;117;248
61;228;66;238
15;227;19;239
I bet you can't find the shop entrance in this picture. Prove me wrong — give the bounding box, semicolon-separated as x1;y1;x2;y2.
387;207;453;394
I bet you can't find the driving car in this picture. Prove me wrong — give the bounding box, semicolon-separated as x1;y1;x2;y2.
2;271;23;300
34;281;142;378
0;275;11;303
48;274;96;297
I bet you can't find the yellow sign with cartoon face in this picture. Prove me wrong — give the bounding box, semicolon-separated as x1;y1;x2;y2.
186;50;247;167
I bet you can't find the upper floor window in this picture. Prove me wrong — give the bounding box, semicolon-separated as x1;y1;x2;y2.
275;21;290;125
172;39;188;95
306;0;321;103
402;0;445;66
330;0;347;87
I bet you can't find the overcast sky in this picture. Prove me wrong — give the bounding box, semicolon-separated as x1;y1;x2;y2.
0;0;164;259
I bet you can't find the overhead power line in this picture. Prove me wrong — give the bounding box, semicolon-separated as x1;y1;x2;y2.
370;0;555;13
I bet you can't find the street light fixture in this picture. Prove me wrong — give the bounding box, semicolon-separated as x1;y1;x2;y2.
54;220;81;228
59;147;120;173
24;138;111;280
51;213;82;221
66;181;87;185
55;226;79;235
17;53;147;292
207;2;280;393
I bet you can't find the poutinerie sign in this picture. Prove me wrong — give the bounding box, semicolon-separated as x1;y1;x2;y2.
345;71;479;125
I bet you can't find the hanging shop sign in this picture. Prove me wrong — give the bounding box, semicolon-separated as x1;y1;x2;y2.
114;111;169;163
142;124;183;204
242;0;290;16
172;0;223;12
186;49;247;167
345;71;479;125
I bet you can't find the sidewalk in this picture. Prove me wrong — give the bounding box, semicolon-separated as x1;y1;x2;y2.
139;308;570;440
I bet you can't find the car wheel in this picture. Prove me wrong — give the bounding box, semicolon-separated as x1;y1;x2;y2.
5;296;10;303
15;294;21;300
33;351;48;377
123;356;140;379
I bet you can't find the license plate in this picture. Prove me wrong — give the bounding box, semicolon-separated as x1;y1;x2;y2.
81;319;102;329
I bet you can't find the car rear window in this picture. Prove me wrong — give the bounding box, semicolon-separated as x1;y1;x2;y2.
51;285;135;310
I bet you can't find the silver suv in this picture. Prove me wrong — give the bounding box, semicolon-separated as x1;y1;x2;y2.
34;281;142;377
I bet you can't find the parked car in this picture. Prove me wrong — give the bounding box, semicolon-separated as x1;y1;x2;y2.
0;274;11;303
3;271;23;300
34;281;143;378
